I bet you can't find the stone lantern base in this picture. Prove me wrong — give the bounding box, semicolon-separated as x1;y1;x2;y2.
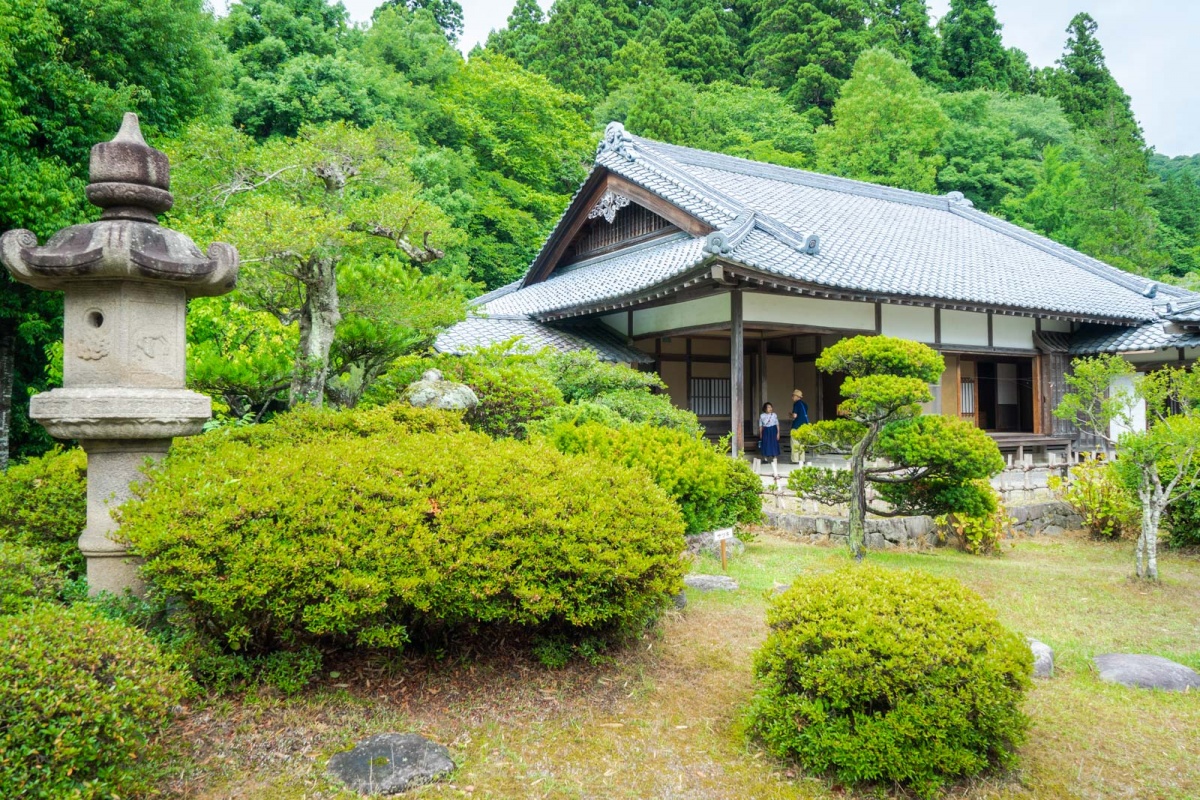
32;387;211;597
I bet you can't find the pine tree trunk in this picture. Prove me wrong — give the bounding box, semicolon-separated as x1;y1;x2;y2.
0;328;14;472
289;258;341;408
847;424;878;561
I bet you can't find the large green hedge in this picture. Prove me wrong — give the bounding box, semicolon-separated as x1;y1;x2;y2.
749;565;1031;798
0;603;187;799
541;421;762;534
0;542;64;615
120;404;687;657
0;447;87;577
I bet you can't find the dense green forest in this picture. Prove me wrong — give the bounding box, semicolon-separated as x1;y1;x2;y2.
1;0;1198;462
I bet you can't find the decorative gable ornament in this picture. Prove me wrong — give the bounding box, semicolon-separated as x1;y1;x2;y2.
587;191;632;224
597;121;637;161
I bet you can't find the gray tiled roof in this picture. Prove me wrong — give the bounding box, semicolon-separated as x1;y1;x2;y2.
442;123;1200;360
434;316;652;363
1162;297;1200;324
1070;322;1200;355
485;124;1196;325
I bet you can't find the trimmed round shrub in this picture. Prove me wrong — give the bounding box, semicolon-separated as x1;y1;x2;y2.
0;603;187;798
0;542;64;615
536;350;665;402
593;389;703;434
749;565;1031;798
120;405;686;656
456;358;563;438
541;421;762;534
0;446;87;576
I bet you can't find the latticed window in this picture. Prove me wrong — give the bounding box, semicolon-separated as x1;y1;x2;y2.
689;378;731;417
960;377;976;417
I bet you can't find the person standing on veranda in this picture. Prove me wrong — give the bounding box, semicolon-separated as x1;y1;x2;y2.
759;402;781;462
790;388;809;463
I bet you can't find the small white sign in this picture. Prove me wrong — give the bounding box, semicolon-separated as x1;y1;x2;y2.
712;528;735;542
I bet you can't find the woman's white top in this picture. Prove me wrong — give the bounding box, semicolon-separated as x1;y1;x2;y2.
759;412;779;429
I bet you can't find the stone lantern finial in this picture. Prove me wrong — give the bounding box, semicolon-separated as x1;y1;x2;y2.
86;112;173;223
0;112;240;596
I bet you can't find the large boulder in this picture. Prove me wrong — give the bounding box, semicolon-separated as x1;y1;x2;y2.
684;574;739;591
327;733;455;795
1093;654;1200;692
685;531;745;557
404;369;478;411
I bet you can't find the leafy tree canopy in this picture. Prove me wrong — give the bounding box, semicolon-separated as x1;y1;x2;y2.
815;48;949;192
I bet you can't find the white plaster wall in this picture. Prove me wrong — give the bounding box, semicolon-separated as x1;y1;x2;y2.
632;294;730;336
1109;373;1147;440
743;294;875;331
1040;318;1072;333
880;304;935;343
993;315;1036;350
599;313;626;334
941;310;989;346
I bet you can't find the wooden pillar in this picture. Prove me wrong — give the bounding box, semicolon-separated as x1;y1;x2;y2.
730;289;744;457
758;337;768;429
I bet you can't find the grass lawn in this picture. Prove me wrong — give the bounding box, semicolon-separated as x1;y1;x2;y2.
154;533;1200;799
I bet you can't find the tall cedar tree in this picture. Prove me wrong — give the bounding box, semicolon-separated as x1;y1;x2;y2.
1038;13;1161;274
865;0;945;84
373;0;464;42
937;0;1021;92
746;0;870;118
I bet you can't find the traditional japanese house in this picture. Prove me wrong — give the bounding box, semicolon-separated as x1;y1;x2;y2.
437;123;1200;456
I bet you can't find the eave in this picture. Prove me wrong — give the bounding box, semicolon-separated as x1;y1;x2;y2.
533;256;1154;328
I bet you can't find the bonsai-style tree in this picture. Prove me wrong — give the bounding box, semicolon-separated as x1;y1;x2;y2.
788;336;1004;559
1056;354;1200;580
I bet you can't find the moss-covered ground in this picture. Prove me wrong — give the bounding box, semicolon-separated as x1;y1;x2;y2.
151;533;1200;799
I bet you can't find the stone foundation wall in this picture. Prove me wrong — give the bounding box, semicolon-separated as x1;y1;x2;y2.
762;508;938;549
761;499;1083;550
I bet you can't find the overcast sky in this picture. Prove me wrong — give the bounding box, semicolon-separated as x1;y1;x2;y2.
218;0;1200;156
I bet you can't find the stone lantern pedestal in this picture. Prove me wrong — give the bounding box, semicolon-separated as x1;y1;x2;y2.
1;113;238;595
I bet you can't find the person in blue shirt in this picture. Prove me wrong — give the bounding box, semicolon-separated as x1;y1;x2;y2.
790;388;809;463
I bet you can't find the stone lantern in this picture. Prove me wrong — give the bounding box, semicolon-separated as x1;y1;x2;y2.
1;113;239;595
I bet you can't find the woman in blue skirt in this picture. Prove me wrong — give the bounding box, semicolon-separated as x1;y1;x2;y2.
759;402;781;461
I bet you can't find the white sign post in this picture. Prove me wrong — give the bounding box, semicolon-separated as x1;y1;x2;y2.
713;528;734;570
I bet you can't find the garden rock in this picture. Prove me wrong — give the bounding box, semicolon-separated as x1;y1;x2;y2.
1028;639;1054;678
327;733;455;795
1093;654;1200;691
1009;501;1083;535
684;574;739;591
404;370;478;411
685;531;745;557
672;591;688;610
